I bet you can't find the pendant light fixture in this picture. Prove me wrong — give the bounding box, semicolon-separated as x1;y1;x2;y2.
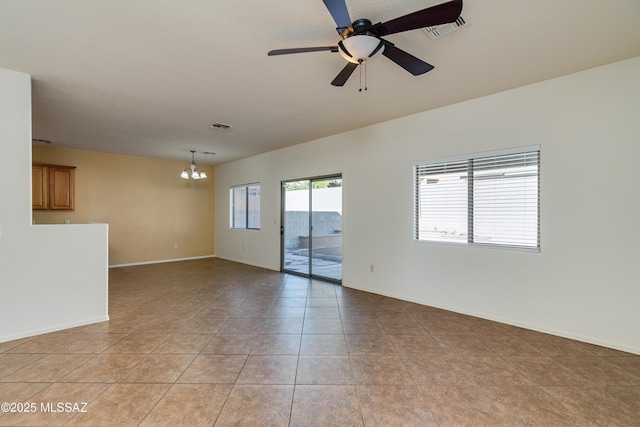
180;150;207;180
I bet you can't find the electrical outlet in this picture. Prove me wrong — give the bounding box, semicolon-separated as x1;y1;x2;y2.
173;243;178;249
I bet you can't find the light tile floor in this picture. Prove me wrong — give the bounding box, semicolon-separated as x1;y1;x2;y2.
0;258;639;426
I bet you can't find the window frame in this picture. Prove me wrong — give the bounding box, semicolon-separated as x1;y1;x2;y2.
230;183;261;230
414;146;540;251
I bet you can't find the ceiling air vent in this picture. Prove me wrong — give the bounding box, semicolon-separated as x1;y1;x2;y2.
424;14;468;40
210;122;232;130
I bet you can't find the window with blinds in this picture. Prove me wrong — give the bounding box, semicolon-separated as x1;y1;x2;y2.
415;147;539;250
230;183;261;230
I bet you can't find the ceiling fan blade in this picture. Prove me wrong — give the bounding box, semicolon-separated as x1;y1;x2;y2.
371;0;463;36
381;42;434;76
331;62;358;86
322;0;352;33
268;46;338;56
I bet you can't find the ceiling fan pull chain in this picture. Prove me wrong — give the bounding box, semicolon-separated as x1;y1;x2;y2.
358;59;363;92
364;60;368;91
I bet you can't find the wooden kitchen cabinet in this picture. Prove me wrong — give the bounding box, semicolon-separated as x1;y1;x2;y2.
32;165;48;210
32;164;76;210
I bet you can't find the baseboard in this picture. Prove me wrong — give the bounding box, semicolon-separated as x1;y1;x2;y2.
0;315;110;344
212;255;279;272
109;254;216;269
343;281;640;356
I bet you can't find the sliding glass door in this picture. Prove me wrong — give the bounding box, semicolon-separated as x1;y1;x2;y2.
282;176;342;282
282;180;310;276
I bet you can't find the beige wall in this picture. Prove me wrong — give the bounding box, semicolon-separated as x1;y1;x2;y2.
33;145;214;266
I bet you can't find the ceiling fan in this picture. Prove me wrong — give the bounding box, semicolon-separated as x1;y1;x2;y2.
268;0;463;87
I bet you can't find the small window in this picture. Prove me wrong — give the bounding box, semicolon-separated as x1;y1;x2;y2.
415;147;539;250
230;184;260;230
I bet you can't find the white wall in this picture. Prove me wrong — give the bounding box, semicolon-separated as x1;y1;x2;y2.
216;57;640;354
0;68;109;342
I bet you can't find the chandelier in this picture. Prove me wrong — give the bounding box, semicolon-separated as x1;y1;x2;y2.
180;150;207;180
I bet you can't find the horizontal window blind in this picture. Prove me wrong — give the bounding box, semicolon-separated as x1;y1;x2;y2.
231;186;247;228
416;159;469;243
472;151;539;248
415;148;539;250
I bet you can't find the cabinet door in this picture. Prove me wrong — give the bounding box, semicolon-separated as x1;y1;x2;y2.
32;165;49;210
48;167;75;210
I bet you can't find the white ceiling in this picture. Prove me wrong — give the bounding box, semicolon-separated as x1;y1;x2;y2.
1;0;639;165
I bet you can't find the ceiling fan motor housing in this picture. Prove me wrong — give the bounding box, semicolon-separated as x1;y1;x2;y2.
352;18;373;34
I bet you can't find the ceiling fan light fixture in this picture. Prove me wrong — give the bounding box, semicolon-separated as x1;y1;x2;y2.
338;35;384;64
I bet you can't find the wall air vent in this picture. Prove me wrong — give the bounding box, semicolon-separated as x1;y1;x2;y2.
424;14;468;40
210;122;233;130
